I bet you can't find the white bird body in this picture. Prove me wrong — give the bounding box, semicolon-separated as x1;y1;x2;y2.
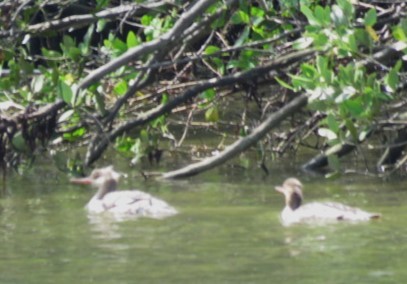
71;166;177;219
276;178;380;226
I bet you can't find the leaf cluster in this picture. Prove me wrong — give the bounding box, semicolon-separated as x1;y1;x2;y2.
0;0;406;175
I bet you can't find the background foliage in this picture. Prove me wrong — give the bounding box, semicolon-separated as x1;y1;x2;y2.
0;0;406;176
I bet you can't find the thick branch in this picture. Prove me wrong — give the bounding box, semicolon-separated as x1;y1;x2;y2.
301;143;357;171
162;94;308;179
77;0;219;91
103;2;230;124
26;2;167;35
84;48;318;166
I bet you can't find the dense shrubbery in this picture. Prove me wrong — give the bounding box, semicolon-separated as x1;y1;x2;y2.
0;0;406;177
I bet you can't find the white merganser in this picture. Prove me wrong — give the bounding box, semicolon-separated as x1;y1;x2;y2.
71;166;177;219
275;178;381;226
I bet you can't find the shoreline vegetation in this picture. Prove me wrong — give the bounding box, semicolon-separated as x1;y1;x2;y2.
1;0;407;178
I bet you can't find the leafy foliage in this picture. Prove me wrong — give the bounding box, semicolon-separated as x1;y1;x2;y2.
0;0;405;176
275;1;404;173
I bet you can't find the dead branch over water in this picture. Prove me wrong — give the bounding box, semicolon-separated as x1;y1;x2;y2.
162;94;308;179
1;0;407;177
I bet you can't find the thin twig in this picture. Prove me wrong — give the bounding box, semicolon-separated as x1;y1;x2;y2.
177;108;194;147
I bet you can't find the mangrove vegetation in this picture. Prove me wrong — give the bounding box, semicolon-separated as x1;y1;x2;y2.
0;0;406;178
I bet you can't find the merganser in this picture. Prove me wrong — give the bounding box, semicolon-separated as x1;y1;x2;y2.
71;166;177;219
275;178;381;226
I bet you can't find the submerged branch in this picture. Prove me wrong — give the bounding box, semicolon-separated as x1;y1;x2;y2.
301;143;357;171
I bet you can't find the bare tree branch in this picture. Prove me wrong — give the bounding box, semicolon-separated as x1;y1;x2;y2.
26;2;168;35
77;0;220;91
84;48;318;166
162;94;308;179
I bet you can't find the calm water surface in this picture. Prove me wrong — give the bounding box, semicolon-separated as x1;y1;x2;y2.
0;162;406;283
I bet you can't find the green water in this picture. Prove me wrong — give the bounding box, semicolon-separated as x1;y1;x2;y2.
0;164;406;283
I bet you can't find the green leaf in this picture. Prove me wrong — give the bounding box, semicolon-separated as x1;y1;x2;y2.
345;119;358;141
81;24;94;53
60;36;81;59
316;56;328;76
97;19;107;32
314;6;331;26
226;50;256;71
63;127;86;142
204;45;220;55
275;77;294;90
200;88;216;102
312;33;329;47
161;94;169;104
114;80;128;96
112;38;127;53
392;19;407;41
392;26;407;41
347;33;359;51
289;74;316;89
301;5;321;26
364;9;377;26
354;28;371;48
41;48;62;59
126;31;139;48
141;15;152;26
250;6;264;18
337;0;354;20
151;115;166;128
331;5;347;27
66;47;81;60
301;63;318;78
62;35;75;49
205;106;219;122
115;137;135;152
232;10;250;24
326;114;340;133
384;61;401;92
365;26;379;42
343;100;363;117
58;80;73;105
